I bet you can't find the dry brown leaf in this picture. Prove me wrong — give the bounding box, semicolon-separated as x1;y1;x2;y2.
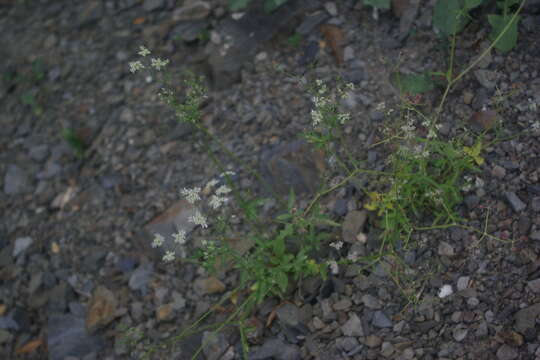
319;24;345;66
15;338;43;355
51;241;60;254
266;308;277;328
392;0;410;18
469;109;501;131
0;304;6;316
133;17;146;25
86;286;118;333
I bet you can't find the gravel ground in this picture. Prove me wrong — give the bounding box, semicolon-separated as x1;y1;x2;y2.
1;0;540;359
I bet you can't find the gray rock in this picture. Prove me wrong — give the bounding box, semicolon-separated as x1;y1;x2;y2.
48;313;105;360
13;237;33;257
514;303;540;333
202;331;228;360
0;329;11;344
128;262;153;293
260;140;325;196
492;165;506;179
372;311;393;328
342;210;367;243
530;231;540;241
504;192;526;212
381;341;394;357
474;69;499;89
496;344;518;360
453;326;468;342
296;12;329;35
342;313;364;336
4;164;32;195
143;0;165;12
276;303;300;327
527;278;540;293
531;197;540;212
208;2;310;89
335;337;359;352
362;294;382;310
476;321;488;337
250;338;300;360
170;21;208;42
324;2;338;16
457;276;470;291
172;1;211;21
37;162;62;180
29;145;50;162
438;241;455;257
465;194;479;208
78;1;103;28
119;108;134;123
518;216;531;235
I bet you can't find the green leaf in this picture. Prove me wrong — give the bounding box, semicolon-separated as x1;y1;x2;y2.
229;0;250;11
264;0;288;12
488;13;520;52
20;93;36;106
433;0;469;36
496;0;520;10
363;0;390;9
287;188;296;212
390;72;435;95
464;0;484;9
275;271;288;294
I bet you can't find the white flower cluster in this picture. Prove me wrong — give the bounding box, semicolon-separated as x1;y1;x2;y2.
128;45;170;74
181;187;202;204
310;80;353;128
329;241;343;250
151;176;235;263
151;230;188;262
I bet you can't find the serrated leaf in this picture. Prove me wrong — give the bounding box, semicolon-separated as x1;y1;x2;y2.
488;13;520;52
390;72;435;95
275;271;288;294
229;0;250;11
364;0;391;9
433;0;468;36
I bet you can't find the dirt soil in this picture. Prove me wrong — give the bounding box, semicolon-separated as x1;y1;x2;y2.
1;0;540;359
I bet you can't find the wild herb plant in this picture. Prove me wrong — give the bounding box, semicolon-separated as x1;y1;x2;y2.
123;2;529;354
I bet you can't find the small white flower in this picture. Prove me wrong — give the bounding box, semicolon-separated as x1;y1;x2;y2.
438;284;453;298
189;211;208;228
337;113;350;124
221;171;236;177
206;179;219;189
152;233;164;248
150;57;169;70
215;185;232;195
327;260;339;275
181;187;201;204
329;241;343;250
162;251;175;262
375;102;386;112
138;46;151;57
129;61;145;73
209;195;228;210
311;109;323;126
173;230;187;245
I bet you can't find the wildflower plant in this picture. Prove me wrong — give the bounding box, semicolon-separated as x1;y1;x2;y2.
125;12;528;353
